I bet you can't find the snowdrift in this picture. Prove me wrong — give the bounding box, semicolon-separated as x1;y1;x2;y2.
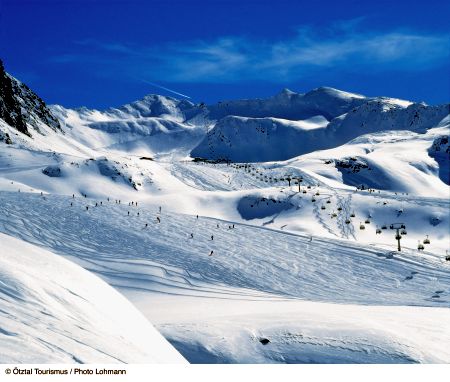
0;233;187;364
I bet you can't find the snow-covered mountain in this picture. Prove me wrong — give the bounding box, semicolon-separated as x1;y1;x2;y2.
191;92;449;162
1;63;449;364
206;87;368;120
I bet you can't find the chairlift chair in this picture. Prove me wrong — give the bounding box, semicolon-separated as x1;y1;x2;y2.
423;235;430;244
360;222;365;230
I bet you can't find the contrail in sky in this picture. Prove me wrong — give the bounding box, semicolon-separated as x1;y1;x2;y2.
135;77;192;99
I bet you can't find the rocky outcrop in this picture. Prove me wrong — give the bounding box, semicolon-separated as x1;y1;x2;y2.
0;59;61;137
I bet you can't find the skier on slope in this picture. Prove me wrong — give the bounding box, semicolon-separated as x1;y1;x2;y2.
209;250;214;256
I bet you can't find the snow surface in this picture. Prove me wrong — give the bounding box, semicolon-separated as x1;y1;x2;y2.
0;233;187;363
1;85;449;363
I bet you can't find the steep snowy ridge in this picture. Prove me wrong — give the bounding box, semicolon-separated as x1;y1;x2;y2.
49;98;206;158
113;94;197;120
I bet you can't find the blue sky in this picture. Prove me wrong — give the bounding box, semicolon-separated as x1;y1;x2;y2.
2;0;449;108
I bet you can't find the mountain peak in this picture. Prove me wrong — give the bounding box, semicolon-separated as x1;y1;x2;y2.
307;86;366;100
279;88;295;95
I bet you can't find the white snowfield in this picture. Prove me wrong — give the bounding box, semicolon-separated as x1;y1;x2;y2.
0;84;449;363
0;233;187;364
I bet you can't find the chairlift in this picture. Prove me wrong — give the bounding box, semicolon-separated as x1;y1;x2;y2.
376;227;382;234
337;206;343;211
345;219;351;224
423;235;430;244
302;190;307;194
365;218;370;224
418;241;425;251
381;224;387;230
401;229;407;235
315;191;320;196
321;205;326;210
350;212;355;218
311;197;316;202
326;200;331;204
359;223;365;230
331;212;337;218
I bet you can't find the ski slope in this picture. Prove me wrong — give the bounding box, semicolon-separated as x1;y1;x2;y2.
1;190;449;363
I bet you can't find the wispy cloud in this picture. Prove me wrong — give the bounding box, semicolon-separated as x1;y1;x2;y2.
48;22;450;84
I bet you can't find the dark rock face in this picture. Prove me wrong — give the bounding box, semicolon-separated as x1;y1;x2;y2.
42;165;62;177
0;60;30;136
0;131;12;144
428;135;449;185
335;157;370;173
0;59;61;136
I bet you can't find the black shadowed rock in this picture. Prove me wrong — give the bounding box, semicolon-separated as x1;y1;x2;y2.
0;59;61;137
